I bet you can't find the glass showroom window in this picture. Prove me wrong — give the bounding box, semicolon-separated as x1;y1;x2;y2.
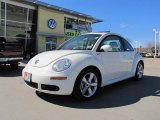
65;17;78;29
1;2;37;56
27;9;37;56
0;2;5;37
6;21;26;39
6;3;27;42
64;17;92;38
27;9;37;40
5;3;37;39
5;3;37;47
6;3;27;22
64;17;81;38
46;37;57;51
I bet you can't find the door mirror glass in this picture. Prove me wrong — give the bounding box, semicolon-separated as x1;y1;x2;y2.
100;45;112;52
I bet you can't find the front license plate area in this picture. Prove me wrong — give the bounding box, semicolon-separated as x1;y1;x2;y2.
24;72;32;82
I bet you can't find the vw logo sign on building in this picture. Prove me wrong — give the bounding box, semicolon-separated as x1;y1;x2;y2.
48;19;57;29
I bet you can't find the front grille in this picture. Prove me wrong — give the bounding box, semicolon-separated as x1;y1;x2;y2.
41;84;59;91
25;81;38;89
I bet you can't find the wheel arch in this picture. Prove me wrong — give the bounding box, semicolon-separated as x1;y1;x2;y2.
131;53;144;75
71;65;102;99
73;65;102;91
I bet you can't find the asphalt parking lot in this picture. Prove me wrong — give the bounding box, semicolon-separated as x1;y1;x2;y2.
0;58;160;120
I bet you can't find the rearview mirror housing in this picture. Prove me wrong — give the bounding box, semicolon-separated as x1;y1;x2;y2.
100;45;112;52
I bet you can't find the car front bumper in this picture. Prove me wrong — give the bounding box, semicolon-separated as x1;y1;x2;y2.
22;65;77;95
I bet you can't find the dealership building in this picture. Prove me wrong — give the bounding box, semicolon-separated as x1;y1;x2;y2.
0;0;102;57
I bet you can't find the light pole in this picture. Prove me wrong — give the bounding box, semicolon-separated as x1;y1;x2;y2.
153;29;157;57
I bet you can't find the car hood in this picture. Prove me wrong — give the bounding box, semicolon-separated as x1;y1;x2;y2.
29;50;93;67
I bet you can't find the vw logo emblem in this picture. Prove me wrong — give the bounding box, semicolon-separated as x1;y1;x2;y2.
35;59;39;64
48;19;57;29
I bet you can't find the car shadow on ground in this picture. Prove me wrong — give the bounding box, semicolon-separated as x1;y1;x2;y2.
36;75;160;109
0;65;23;77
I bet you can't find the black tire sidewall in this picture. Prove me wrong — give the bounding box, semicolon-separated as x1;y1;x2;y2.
134;62;143;81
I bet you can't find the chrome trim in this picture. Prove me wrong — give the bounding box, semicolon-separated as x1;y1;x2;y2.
0;57;23;62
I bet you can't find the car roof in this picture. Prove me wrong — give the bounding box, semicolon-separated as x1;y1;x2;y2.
85;32;133;44
85;32;125;38
86;31;109;35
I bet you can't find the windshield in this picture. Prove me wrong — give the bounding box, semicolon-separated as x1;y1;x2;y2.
58;34;101;50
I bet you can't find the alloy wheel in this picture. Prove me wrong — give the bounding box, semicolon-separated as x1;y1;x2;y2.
137;63;143;79
80;72;98;98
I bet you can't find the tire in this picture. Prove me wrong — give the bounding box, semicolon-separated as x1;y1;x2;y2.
134;62;144;81
10;63;18;70
72;69;100;101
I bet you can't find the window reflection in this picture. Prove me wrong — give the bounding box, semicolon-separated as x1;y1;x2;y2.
0;2;5;36
46;37;57;51
1;2;5;19
0;20;4;36
64;17;92;38
0;1;37;57
28;9;35;24
7;3;27;22
6;21;26;38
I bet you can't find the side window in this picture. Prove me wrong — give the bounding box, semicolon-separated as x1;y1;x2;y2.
123;39;134;51
99;36;124;52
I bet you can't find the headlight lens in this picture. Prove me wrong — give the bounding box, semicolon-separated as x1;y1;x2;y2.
52;59;72;72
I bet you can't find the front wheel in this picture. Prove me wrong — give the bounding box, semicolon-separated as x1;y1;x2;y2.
72;69;100;101
134;62;144;81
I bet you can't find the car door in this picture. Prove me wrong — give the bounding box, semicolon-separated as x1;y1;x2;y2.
121;38;136;74
97;35;128;84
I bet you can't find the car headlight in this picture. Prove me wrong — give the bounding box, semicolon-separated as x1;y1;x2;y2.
52;59;72;72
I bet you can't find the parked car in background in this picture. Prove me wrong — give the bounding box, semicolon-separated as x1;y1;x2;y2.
140;52;147;57
23;32;144;100
145;53;154;58
0;37;23;70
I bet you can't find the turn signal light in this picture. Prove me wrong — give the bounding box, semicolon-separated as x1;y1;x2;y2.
50;77;67;80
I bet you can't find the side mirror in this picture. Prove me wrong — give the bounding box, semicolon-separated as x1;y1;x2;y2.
100;45;112;52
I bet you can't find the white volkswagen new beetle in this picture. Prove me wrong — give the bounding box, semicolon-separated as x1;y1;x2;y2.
22;32;144;100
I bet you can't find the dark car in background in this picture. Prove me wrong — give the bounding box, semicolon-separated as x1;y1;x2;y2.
0;37;23;70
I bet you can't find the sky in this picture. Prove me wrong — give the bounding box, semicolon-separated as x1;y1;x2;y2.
40;0;160;47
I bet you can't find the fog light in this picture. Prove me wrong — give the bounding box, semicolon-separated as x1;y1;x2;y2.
50;77;67;80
